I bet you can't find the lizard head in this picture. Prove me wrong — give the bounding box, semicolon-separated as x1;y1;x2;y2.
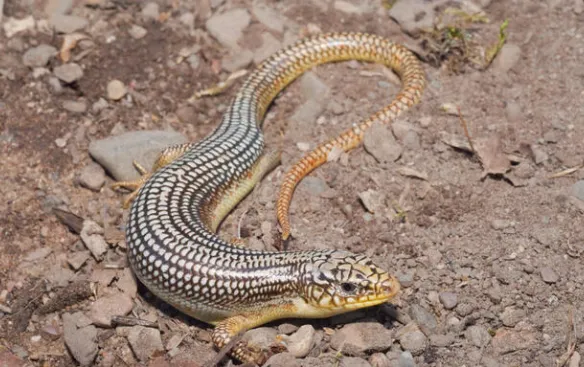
295;250;400;317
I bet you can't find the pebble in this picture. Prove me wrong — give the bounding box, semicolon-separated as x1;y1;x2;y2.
500;307;526;327
358;189;384;214
465;325;491;347
80;220;108;260
67;251;90;270
455;303;474;317
490;219;514;230
341;357;372;367
369;353;390;367
330;322;393;356
408;304;437;331
491;327;538;355
22;44;58;67
285;325;315;358
89;293;133;327
395;323;427;356
571;180;584;201
505;101;523;122
141;2;159;20
290;99;324;124
116;268;138;297
278;323;299;335
50;14;88;33
128;24;147;39
264;352;300;367
88;130;188;181
254;32;283;64
334;0;366;14
300;71;330;104
438;292;458;310
251;3;286;33
327;100;344;115
222;49;254;72
127;326;164;361
569;351;581;367
3;15;35;38
429;333;455;347
205;8;251;49
530;144;548;164
363;123;403;163
493;44;522;73
77;162;106;191
92;98;109;113
540;267;559;283
398;351;415;367
107;79;127;101
63;312;98;366
242;327;278;350
298;176;329;196
62;100;87;113
388;0;435;36
53;62;84;83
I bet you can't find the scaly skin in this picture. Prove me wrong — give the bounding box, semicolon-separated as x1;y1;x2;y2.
115;32;425;364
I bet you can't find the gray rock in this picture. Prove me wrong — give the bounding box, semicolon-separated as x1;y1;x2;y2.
107;79;127;101
408;304;437;331
396;323;427;356
222;49;254;72
500;307;526;327
369;353;391;367
62;100;87;113
438;292;458;310
491;219;514;230
141;2;159;20
89;293;133;327
205;9;251;49
50;14;88;33
254;32;283;64
571;181;584;201
127;326;164;361
491;328;537;355
334;0;368;14
80;220;108;260
264;352;300;367
117;268;138;297
290;99;324;124
278;323;299;335
44;0;73;16
63;312;98;366
242;327;278;350
358;189;384;214
298;176;330;196
67;251;90;270
398;351;415;367
455;303;474;317
53;63;83;83
22;44;58;67
48;76;63;94
92;98;109;113
429;333;455;347
286;325;315;358
540;267;559;283
210;0;225;8
465;325;491;347
128;24;147;39
78;162;106;191
300;71;330;104
492;44;521;73
88;130;188;181
252;3;286;33
330;322;393;356
45;264;75;287
364;123;403;163
389;0;435;36
530;144;548;164
341;357;372;367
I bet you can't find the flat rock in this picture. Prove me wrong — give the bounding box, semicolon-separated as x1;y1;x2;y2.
63;312;98;366
465;325;491;347
408;304;437;331
368;353;390;367
117;268;138;297
77;162;106;191
80;220;108;260
254;32;283;64
127;326;164;361
492;44;522;73
0;349;25;367
389;0;435;36
53;63;83;83
364;123;403;163
398;351;415;367
298;176;330;196
340;357;372;367
500;307;526;327
491;327;538;355
395;323;427;356
252;3;286;33
540;267;559;283
67;251;90;270
128;24;147;39
22;44;58;67
290;99;324;124
205;8;251;49
334;0;368;14
358;189;384;214
330;322;393;356
50;14;88;33
222;49;254;72
429;333;455;347
285;325;315;358
89;293;133;327
264;352;300;367
88;130;188;181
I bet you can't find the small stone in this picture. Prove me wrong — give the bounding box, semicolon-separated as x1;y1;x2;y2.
251;3;286;33
340;357;372;367
222;49;254;72
530;144;548;164
253;32;283;64
264;352;300;367
500;307;526;327
63;100;87;113
569;351;581;367
300;71;330;104
24;247;52;262
455;303;474;317
176;106;196;123
165;333;185;351
22;44;58;67
128;24;147;39
438;292;458;310
298;176;329;196
278;323;299;335
358;189;384;214
107;79;127;101
92;98;109;113
3;15;36;38
369;353;390;367
408;304;437;331
179;12;195;29
290;99;324;124
116;268;138;297
491;327;538;355
364;123;403;163
330;322;394;356
396;323;427;356
540;267;559;283
141;2;159;20
77;162;106;191
398;351;415;367
242;327;278;350
296;142;310;151
465;325;491;347
505;101;523;122
429;334;455;347
80;220;108;260
67;251;90;270
389;0;435;36
491;219;514;230
571;181;584;201
334;0;365;14
89;293;133;327
127;326;164;361
50;14;88;33
53;62;84;83
205;9;251;49
63;312;98;366
281;325;313;358
328;100;344;115
493;44;522;73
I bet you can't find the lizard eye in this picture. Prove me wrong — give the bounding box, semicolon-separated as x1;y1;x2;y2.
340;282;357;294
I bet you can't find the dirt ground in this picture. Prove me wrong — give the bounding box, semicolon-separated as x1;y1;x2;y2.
1;0;584;366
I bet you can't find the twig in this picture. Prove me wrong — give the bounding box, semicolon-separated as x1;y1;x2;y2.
547;164;584;179
111;316;158;328
556;306;577;367
457;106;476;155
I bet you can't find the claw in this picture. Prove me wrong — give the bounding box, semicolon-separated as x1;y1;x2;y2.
111;160;152;209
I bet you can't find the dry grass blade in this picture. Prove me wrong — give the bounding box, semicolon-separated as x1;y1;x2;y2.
457;106;476;154
555;306;577;367
547;164;584;179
